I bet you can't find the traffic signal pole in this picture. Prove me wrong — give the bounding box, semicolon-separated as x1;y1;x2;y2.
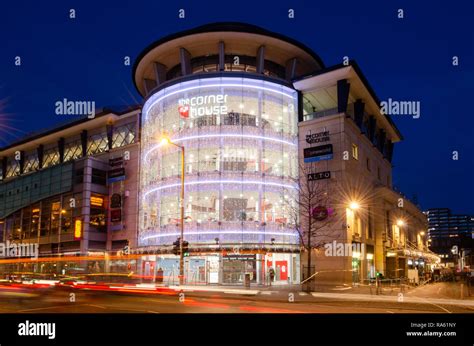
160;136;186;286
179;146;185;285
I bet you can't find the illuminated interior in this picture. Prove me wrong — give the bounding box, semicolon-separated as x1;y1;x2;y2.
139;76;299;248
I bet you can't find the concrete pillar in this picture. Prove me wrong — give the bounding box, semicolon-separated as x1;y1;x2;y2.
218;42;225;71
180;48;192;75
337;79;350;114
256;45;265;74
285;58;298;81
153;62;167;85
80;161;92;254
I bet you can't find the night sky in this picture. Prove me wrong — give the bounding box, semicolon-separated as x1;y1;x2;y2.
0;0;472;214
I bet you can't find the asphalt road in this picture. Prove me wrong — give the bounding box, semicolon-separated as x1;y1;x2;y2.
1;289;473;313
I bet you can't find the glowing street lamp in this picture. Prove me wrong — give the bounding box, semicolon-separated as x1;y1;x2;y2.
160;135;186;285
349;201;360;210
396;219;405;227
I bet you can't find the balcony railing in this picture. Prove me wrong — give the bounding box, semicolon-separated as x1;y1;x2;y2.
302;107;339;122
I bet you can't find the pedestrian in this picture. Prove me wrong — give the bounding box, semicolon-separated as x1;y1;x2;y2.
268;267;275;286
375;269;383;295
157;267;164;284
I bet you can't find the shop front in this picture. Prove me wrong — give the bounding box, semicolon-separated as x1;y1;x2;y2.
139;252;299;286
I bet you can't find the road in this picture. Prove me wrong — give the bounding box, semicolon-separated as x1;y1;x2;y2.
1;288;473;313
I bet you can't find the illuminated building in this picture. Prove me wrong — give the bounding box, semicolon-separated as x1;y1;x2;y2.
426;208;473;268
0;22;439;285
0;107;140;273
132;22;325;285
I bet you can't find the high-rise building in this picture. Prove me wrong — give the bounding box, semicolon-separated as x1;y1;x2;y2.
426;208;474;267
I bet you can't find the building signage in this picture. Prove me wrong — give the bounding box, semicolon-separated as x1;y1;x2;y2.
178;94;228;118
111;209;122;222
304;144;333;163
110;193;122;208
108;168;126;184
90;196;104;207
307;171;331;181
109;157;123;167
312;206;328;221
74;219;82;240
223;254;256;261
306;131;330;144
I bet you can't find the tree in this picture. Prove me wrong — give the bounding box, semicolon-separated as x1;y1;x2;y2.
284;162;343;291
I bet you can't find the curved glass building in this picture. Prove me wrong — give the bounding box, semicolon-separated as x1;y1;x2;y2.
134;22;324;284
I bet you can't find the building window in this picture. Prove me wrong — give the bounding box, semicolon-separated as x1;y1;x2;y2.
23;152;39;174
91;168;107;186
367;207;373;239
87;131;108;155
42;148;60;168
366;158;371;171
352;144;358;160
64;140;83;162
112;123;136;148
6;158;20;178
75;168;84;184
90;194;107;232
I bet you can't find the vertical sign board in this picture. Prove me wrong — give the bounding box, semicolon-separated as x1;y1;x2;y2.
74;219;82;240
110;193;122;222
304;144;333;163
111;209;122;222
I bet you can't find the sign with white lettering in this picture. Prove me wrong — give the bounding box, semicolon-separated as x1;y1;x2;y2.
178;94;228;118
307;171;331;181
304;144;333;163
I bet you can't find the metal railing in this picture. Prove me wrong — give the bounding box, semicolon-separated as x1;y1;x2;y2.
303;107;339;121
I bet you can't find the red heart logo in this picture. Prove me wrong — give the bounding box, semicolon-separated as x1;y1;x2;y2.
178;105;189;118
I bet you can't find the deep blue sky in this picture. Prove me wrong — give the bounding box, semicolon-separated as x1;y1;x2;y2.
0;0;472;214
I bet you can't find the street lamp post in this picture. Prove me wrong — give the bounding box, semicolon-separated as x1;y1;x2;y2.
161;136;185;285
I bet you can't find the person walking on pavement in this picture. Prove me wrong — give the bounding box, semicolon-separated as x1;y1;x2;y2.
268;267;275;286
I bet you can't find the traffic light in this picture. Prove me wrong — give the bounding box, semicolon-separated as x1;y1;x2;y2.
182;241;189;257
172;238;181;256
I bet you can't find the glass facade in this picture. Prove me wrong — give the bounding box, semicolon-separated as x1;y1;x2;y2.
139;77;300;248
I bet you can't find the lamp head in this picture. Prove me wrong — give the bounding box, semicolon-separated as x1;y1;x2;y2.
349;202;360;210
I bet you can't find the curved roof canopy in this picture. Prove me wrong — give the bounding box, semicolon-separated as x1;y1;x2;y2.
133;22;325;96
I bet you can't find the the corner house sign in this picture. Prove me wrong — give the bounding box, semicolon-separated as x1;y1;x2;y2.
178;94;228;118
304;144;334;163
306;130;330;144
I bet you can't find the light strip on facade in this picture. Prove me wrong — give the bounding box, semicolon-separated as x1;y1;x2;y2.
143;133;296;162
143;179;298;197
142;230;300;240
143;81;296;116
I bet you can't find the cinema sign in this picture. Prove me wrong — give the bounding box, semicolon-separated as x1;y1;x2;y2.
304;144;333;163
178;94;228;118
